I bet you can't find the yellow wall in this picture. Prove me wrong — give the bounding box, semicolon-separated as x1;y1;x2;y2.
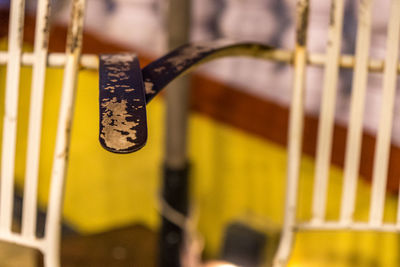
1;57;399;266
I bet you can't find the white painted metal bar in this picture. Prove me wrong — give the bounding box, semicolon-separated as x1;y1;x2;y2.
0;52;99;69
312;0;345;223
0;231;44;250
0;0;25;233
369;0;400;227
22;0;51;239
297;221;400;232
273;1;309;266
43;0;86;266
2;50;400;73
340;0;373;224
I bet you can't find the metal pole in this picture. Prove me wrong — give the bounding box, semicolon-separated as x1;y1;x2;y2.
165;0;191;169
160;0;191;266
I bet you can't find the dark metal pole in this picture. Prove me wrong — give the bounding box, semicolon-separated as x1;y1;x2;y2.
159;0;191;266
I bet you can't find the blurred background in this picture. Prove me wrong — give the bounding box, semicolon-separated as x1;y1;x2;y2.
1;0;400;266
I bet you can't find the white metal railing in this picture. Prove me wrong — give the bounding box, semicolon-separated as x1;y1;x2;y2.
0;0;86;266
274;0;400;266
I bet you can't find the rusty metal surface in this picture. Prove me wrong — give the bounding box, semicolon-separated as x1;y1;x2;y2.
66;0;85;54
295;0;309;46
142;41;273;103
99;41;273;154
99;54;147;153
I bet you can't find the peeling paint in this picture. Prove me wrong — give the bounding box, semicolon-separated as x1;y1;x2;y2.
154;66;167;73
141;40;274;104
107;72;129;79
329;0;336;26
165;44;217;71
99;53;148;153
101;54;135;65
100;97;137;150
295;0;309;46
145;81;155;94
41;2;51;49
67;0;85;53
17;0;25;45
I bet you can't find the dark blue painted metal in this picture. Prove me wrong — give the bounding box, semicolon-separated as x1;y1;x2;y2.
99;54;147;154
142;41;273;103
99;41;273;154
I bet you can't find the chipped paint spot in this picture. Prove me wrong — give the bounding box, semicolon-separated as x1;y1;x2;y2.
67;0;85;53
329;0;336;26
154;66;167;73
17;0;25;45
108;72;129;79
295;0;309;46
164;40;236;71
99;53;148;153
145;81;155;94
41;2;51;49
166;45;212;71
106;66;121;71
100;97;138;150
101;54;135;65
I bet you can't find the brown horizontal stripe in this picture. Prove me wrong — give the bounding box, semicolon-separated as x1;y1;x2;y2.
2;13;398;193
190;76;399;192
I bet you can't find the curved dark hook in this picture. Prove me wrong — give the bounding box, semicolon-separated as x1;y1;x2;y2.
99;40;274;153
142;40;274;103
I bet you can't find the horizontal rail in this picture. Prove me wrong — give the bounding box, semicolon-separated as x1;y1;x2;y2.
0;52;99;69
1;50;400;73
297;221;400;232
0;232;44;251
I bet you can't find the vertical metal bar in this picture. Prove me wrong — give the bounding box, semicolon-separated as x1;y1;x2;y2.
274;1;309;266
340;0;373;224
160;0;191;266
44;0;86;266
312;0;345;222
0;0;25;232
165;0;191;169
369;0;400;227
22;0;51;238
